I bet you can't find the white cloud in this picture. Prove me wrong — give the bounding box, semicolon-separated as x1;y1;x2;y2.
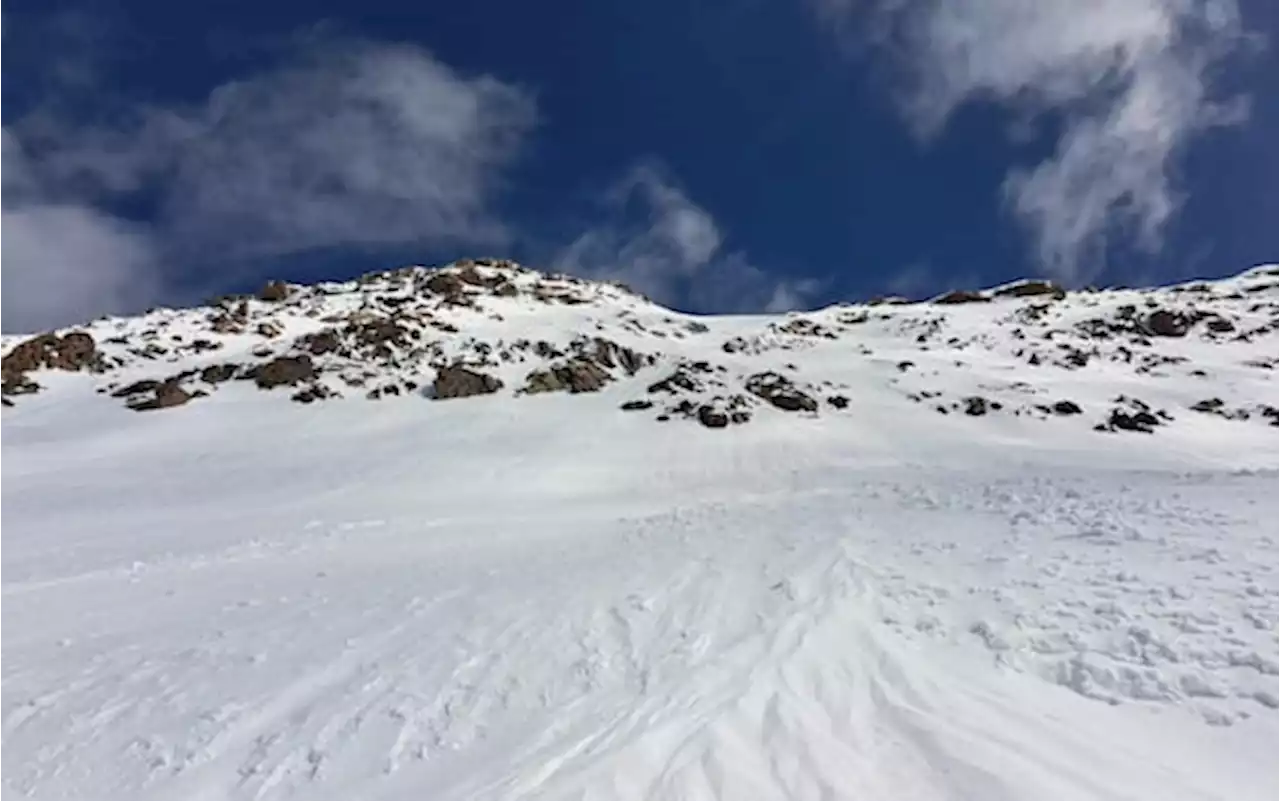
816;0;1247;283
554;164;818;313
2;129;165;333
2;35;535;332
24;36;536;257
0;205;162;333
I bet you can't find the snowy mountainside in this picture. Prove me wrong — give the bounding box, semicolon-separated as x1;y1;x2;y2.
2;260;1278;801
3;258;1278;445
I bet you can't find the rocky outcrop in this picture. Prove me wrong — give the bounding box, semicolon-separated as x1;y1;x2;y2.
1143;309;1190;338
932;290;990;305
3;331;102;378
993;280;1065;300
127;380;197;412
2;331;104;400
259;280;291;302
433;365;504;399
744;372;818;412
1095;396;1170;433
247;355;317;389
522;361;612;394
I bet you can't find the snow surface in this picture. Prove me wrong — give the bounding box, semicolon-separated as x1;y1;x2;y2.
3;263;1278;800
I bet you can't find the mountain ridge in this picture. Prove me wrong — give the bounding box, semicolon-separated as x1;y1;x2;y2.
3;258;1277;439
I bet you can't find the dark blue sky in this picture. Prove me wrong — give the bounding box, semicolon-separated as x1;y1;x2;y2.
2;0;1276;329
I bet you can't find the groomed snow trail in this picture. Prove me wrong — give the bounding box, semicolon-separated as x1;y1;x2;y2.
3;395;1276;801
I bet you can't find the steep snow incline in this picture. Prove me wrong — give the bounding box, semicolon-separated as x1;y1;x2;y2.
4;389;1277;801
2;262;1277;800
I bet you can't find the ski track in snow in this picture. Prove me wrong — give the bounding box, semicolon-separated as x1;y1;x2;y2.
3;457;1276;800
2;263;1277;800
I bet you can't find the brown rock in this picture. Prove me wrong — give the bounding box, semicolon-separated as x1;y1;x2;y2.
200;364;238;384
3;331;101;377
259;280;291;302
992;280;1065;300
932;290;990;305
523;360;612;394
128;380;194;411
299;330;342;356
433;364;504;399
249;355;317;389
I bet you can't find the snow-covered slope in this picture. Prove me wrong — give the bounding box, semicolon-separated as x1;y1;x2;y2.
2;260;1278;801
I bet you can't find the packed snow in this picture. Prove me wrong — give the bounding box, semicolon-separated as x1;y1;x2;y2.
2;262;1277;800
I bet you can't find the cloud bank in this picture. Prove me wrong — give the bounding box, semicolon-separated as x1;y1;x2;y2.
818;0;1247;284
554;163;819;314
3;35;535;332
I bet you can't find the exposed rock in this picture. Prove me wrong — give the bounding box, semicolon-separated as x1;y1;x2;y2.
1204;316;1235;333
299;330;342;356
1104;409;1161;433
433;364;504;399
1143;309;1190;337
932;290;990;305
620;399;654;411
963;396;990;416
3;331;102;378
575;338;651;375
424;272;467;299
1051;400;1083;416
697;405;728;429
348;318;411;351
200;364;238;384
744;372;818;412
993;280;1066;300
522;360;612;394
128;380;195;412
1191;398;1225;413
259;280;291;302
2;373;41;396
111;379;161;398
1097;397;1167;433
249;355;317;389
257;321;283;338
292;384;335;404
827;395;850;409
648;366;706;395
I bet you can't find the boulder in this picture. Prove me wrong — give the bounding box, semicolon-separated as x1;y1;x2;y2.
249;355;317;389
433;364;504;399
523;360;612;394
259;280;291;301
744;372;818;412
1143;309;1190;337
128;380;195;412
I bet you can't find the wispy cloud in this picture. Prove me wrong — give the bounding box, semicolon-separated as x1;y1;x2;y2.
554;163;820;313
2;32;535;333
814;0;1249;284
2;130;164;333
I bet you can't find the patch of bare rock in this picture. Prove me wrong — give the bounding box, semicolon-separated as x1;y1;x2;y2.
1095;395;1172;434
1;331;104;402
433;364;504;399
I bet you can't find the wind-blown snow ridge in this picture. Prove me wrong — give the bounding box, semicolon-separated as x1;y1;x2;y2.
2;260;1277;801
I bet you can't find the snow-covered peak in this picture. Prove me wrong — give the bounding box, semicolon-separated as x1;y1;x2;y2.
2;259;1277;447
